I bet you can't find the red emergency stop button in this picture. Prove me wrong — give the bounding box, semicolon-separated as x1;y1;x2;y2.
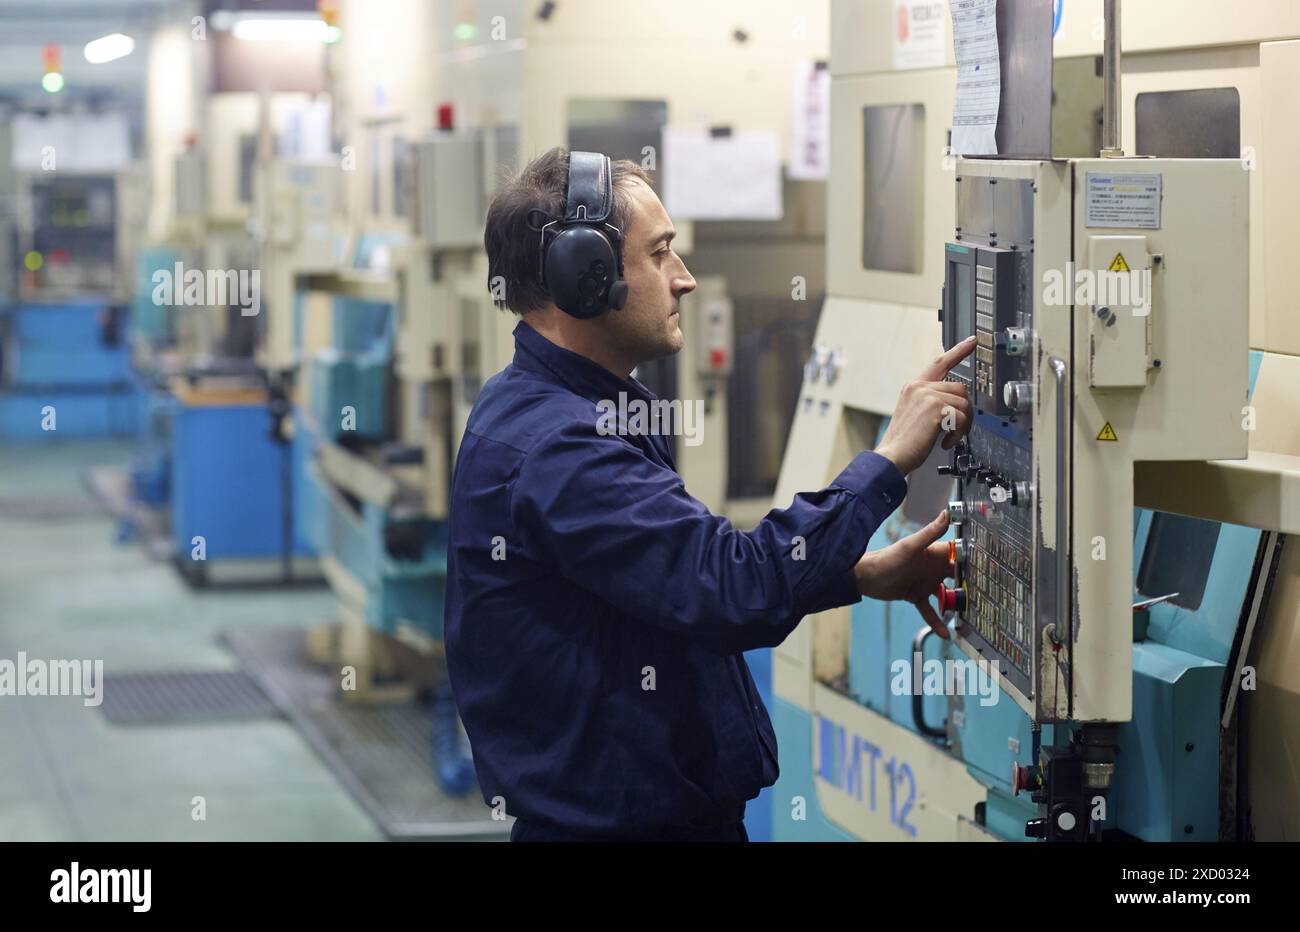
937;583;967;614
1011;762;1040;797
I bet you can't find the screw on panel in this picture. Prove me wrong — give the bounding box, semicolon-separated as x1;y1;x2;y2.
1184;824;1194;835
1185;742;1194;752
1154;359;1162;368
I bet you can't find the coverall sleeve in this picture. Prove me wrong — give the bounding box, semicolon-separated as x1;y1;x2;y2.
511;420;908;654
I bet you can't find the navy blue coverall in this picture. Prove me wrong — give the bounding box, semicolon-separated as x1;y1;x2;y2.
444;321;907;841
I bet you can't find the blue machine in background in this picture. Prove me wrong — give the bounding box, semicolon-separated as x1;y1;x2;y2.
301;234;468;795
303;237;451;639
166;388;317;582
117;242;319;582
758;353;1268;841
0;299;144;439
309;297;391;442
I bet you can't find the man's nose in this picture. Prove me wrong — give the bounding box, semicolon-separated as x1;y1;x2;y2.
673;264;696;298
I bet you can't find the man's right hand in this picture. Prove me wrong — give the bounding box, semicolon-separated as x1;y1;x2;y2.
875;336;977;476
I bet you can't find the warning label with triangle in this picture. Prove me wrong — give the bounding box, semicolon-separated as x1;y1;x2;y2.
1097;422;1119;442
1108;253;1130;273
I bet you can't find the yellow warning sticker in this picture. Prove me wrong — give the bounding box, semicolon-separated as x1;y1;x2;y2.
1097;421;1119;442
1108;253;1130;273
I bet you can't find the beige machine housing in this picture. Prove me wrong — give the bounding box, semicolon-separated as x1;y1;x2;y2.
771;0;1297;840
948;156;1248;723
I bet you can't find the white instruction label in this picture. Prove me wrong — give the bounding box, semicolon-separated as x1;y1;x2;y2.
1085;172;1162;229
893;1;947;70
949;0;1000;155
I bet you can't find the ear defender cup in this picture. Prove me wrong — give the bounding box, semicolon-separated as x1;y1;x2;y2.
540;150;630;319
544;224;627;319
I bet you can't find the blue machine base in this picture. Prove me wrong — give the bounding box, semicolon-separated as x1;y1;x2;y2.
0;386;143;439
170;398;315;561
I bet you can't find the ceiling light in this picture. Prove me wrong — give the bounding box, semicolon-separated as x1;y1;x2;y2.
84;33;135;64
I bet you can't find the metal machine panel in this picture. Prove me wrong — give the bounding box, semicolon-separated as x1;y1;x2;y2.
939;157;1248;723
994;0;1054;158
414;135;485;250
1112;643;1223;841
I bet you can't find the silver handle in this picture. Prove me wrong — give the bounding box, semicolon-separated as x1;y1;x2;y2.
1048;357;1068;649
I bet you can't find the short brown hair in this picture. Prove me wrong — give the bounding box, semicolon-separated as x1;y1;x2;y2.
484;146;651;314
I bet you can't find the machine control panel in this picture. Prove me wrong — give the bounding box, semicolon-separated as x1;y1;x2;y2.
939;221;1037;701
941;242;1032;418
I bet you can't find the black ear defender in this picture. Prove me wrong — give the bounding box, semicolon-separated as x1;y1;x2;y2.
539;151;630;319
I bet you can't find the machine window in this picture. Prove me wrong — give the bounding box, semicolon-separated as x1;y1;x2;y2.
862;104;924;274
1135;88;1241;159
1136;512;1223;611
567;99;667;191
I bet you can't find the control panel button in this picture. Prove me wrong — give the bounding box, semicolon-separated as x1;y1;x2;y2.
937;583;967;614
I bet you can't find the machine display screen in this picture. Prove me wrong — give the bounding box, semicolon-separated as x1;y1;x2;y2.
950;259;973;369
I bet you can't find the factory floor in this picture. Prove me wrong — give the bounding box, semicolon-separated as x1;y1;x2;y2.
0;439;382;841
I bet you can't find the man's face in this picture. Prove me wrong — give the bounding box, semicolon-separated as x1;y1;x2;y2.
596;179;695;366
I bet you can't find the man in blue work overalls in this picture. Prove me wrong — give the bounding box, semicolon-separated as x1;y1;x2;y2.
444;147;975;842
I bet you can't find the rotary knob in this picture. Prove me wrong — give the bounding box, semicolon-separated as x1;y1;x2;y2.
1004;380;1034;413
947;500;966;523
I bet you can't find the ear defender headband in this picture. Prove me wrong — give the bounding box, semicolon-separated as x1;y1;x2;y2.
539;151;630;319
